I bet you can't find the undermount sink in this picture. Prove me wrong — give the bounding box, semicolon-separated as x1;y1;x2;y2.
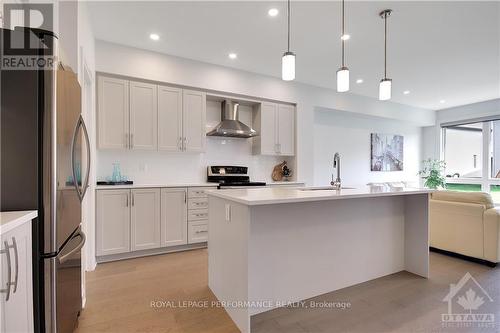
299;186;356;191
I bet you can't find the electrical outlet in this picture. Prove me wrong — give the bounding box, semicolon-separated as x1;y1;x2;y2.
139;163;147;172
225;204;231;222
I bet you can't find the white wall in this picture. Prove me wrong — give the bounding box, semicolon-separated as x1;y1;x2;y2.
95;40;435;185
313;109;422;187
77;1;97;290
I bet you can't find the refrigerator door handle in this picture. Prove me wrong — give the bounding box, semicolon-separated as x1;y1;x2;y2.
58;230;86;264
80;116;91;200
71;115;91;202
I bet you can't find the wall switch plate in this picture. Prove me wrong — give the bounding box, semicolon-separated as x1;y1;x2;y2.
225;204;231;222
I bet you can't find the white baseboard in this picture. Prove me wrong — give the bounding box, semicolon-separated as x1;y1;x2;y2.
96;243;207;264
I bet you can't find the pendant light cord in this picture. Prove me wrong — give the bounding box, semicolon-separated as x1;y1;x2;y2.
341;0;345;67
287;0;291;52
384;12;388;79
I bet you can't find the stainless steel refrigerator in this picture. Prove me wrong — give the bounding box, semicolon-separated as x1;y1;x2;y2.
1;27;90;332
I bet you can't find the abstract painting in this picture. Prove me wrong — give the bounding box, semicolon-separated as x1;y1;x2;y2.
371;133;404;171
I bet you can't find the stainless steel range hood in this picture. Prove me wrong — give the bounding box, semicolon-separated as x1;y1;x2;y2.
207;100;258;138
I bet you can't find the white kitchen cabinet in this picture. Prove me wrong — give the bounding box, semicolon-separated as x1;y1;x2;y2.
129;81;158;150
277;104;295;156
158;85;183;151
188;221;208;244
97;76;129;149
182;90;206;152
1;220;33;333
257;102;278;155
131;188;161;251
253;102;295;156
160;188;187;247
96;189;131;256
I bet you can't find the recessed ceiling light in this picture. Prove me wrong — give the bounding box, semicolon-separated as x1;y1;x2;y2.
341;34;351;41
403;90;410;95
149;33;160;41
440;99;446;104
356;79;363;84
268;8;279;17
228;53;237;60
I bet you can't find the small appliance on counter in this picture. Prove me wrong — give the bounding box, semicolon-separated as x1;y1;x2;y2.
207;166;266;189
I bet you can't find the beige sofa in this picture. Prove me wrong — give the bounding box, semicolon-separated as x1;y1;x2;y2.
430;191;500;265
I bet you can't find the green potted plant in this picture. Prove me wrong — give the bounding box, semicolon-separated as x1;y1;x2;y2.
418;159;447;189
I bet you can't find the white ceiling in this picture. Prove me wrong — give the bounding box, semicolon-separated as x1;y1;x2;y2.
87;1;500;110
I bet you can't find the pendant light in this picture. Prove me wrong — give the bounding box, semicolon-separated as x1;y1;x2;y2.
379;9;392;101
336;0;349;92
282;0;295;81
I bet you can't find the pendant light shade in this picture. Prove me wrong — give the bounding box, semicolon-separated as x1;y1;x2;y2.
336;67;349;92
337;0;349;92
282;0;295;81
379;9;392;101
379;78;392;100
282;51;296;81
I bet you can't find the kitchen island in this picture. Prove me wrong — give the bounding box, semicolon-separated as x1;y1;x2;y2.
207;187;432;333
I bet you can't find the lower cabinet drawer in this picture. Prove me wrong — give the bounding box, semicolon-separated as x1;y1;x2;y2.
188;197;208;210
188;209;208;221
188;221;208;244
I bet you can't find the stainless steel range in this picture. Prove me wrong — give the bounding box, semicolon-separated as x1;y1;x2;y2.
207;166;266;189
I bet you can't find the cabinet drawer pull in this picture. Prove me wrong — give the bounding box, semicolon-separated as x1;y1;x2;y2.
195;230;208;234
1;240;12;301
131;193;135;206
195;213;207;217
126;195;129;207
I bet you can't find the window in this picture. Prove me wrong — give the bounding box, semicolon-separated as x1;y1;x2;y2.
446;183;482;192
442;118;500;203
443;122;483;179
491;185;500;204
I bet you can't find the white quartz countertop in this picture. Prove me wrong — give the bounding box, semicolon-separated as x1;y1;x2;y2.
96;181;305;190
96;182;218;189
207;186;433;206
0;210;37;234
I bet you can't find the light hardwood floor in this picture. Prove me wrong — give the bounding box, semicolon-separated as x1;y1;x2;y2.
77;250;500;333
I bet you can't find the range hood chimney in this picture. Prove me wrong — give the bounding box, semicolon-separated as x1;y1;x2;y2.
206;100;258;138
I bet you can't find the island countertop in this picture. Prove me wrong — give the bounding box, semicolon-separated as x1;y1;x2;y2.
207;186;433;206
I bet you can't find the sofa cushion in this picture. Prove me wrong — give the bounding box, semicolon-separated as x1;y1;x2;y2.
431;190;494;209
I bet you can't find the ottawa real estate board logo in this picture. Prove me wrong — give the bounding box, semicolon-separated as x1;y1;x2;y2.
1;3;55;70
442;272;495;328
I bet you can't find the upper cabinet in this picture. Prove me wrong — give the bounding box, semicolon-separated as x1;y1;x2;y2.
129;81;158;150
97;76;129;149
277;104;295;156
253;102;295;156
158;85;183;151
182;90;206;153
98;75;206;153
